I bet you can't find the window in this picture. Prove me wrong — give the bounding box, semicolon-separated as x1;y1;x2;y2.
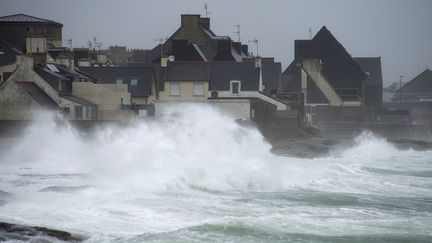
193;82;204;96
116;78;123;85
130;78;138;86
86;107;92;119
74;106;83;119
231;81;241;94
169;82;180;96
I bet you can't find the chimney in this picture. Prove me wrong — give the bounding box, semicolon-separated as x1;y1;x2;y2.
181;14;201;28
200;17;210;29
241;45;248;56
32;53;48;66
232;42;242;55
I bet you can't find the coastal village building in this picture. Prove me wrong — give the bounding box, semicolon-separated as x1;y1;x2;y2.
0;14;63;53
283;26;387;132
388;69;432;125
2;13;402;134
0;14;135;121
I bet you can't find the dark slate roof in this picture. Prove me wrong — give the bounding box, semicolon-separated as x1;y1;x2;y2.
353;57;383;86
33;65;67;91
131;49;151;63
164;61;261;91
400;69;432;94
79;66;154;97
164;62;211;81
285;26;366;97
54;64;94;82
196;44;216;60
262;62;282;93
209;62;260;91
0;39;22;66
16;82;58;109
0;14;63;27
153;64;166;91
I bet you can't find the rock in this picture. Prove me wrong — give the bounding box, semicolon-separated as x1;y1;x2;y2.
0;222;83;242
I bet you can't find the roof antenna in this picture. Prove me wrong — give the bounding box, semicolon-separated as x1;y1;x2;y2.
248;38;258;57
204;3;211;18
233;24;240;42
65;39;72;49
309;27;313;39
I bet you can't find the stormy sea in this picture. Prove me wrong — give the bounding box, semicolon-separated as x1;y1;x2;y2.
0;104;431;242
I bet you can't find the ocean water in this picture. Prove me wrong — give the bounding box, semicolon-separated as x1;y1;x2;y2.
0;104;431;242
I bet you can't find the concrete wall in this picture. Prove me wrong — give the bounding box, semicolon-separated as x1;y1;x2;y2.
0;79;42;120
154;99;251;120
131;97;147;105
158;81;209;101
26;36;47;54
72;82;134;120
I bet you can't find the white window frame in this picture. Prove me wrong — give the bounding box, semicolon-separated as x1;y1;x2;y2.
193;82;205;96
230;80;241;95
169;82;180;96
116;78;123;85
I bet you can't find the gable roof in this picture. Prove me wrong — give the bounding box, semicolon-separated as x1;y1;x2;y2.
287;26;366;95
0;14;63;27
34;65;68;91
400;69;432;94
15;82;58;109
79;66;154;97
354;57;383;86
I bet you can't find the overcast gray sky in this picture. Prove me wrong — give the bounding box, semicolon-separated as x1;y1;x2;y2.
1;0;431;85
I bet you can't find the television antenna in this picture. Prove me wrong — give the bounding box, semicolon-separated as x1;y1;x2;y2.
248;38;259;57
233;24;240;42
65;39;72;49
204;3;211;17
154;37;168;57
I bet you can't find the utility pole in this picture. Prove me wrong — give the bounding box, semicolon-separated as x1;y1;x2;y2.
399;75;404;109
233;24;240;42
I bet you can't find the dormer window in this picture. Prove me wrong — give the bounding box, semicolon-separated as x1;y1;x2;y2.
230;80;241;95
130;78;138;86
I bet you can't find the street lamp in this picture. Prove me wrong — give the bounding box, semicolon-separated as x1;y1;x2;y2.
399;75;405;109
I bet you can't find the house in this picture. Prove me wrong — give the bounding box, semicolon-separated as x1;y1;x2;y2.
78;66;156;104
0;14;63;53
283;26;370;129
0;55;96;120
389;69;432;125
155;60;291;120
128;14;249;65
